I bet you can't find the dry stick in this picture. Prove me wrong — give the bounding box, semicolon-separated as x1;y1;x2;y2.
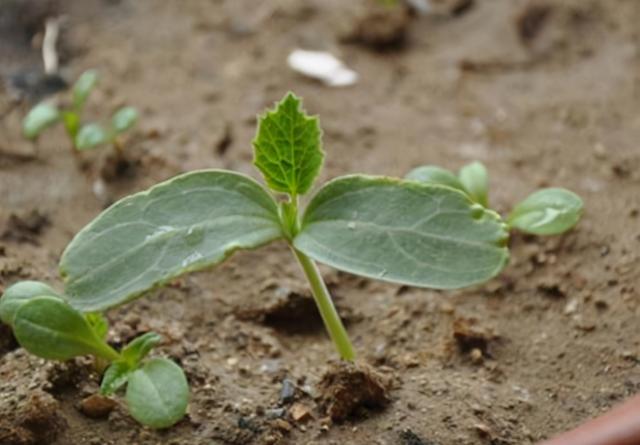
539;394;640;445
42;17;61;75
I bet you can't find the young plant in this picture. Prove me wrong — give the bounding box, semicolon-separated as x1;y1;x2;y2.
0;281;189;429
23;69;138;153
54;92;511;362
405;162;583;236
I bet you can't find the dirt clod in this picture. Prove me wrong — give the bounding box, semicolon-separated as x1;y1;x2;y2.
0;390;66;445
289;402;313;422
318;361;391;421
452;317;499;358
341;2;411;51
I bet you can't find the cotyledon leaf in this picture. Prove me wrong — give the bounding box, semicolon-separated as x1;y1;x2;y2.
294;175;510;289
60;170;283;312
126;358;189;429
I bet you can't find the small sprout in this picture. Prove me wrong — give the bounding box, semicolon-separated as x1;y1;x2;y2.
57;93;512;363
0;283;189;429
22;69;138;156
406;162;583;236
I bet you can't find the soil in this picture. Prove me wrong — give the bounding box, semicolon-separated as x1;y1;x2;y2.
1;0;639;444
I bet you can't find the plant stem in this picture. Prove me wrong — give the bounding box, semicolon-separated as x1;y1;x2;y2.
292;248;356;361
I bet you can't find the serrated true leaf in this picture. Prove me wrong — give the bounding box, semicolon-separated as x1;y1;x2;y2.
122;332;162;365
75;123;110;150
405;165;467;194
0;281;60;326
23;103;60;139
508;188;583;235
73;69;99;109
60;170;282;311
294;175;509;289
253;92;323;196
459;161;489;206
111;106;138;134
101;361;132;395
126;358;189;429
13;296;120;361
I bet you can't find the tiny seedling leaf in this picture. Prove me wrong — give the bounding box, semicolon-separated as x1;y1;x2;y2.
508;188;583;235
111;106;139;134
101;361;132;395
62;111;81;139
23;103;61;139
253;92;323;196
0;281;60;326
73;69;99;109
126;358;189;429
13;296;119;361
75;123;110;150
122;332;162;366
60;170;282;311
294;175;509;289
85;312;109;340
459;161;489;206
405;165;467;194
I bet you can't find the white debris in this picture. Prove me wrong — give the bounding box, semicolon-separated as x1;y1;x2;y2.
287;49;358;87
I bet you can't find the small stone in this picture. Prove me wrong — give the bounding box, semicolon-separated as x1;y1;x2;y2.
265;407;286;419
470;348;483;365
78;394;117;419
563;299;579;315
280;378;296;404
290;402;313;422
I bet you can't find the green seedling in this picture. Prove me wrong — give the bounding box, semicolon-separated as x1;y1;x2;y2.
406;162;583;235
55;92;513;362
0;281;188;429
23;69;138;153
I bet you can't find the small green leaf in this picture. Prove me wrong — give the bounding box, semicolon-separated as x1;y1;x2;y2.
60;170;282;312
253;92;324;196
73;69;99;109
126;358;189;429
508;188;583;235
101;361;132;395
85;313;109;340
406;165;467;194
294;175;509;289
459;161;489;206
111;107;138;134
62;111;81;139
122;332;162;365
0;281;60;326
75;123;111;150
23;103;60;139
13;296;120;361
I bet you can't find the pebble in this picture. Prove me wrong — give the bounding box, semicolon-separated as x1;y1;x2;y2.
280;378;296;404
290;402;313;422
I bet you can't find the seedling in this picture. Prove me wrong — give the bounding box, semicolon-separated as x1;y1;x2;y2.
0;281;188;429
405;162;583;236
23;69;138;153
55;92;512;362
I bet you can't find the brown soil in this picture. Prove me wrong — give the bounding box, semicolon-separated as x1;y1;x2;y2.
1;0;639;444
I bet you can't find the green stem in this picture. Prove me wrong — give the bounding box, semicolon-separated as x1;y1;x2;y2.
292;247;356;361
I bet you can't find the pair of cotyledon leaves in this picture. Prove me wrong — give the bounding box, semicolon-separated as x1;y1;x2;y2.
57;92;580;314
23;70;138;150
0;281;188;429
